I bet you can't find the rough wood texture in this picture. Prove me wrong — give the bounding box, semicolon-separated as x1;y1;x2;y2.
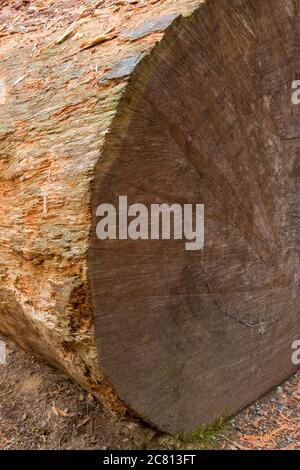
1;0;300;433
0;0;203;418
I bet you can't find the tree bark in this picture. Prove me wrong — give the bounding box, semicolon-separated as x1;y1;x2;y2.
1;0;300;433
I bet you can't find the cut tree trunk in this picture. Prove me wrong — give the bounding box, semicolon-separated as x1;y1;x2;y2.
1;0;300;433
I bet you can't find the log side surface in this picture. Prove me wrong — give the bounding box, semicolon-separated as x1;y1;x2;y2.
0;0;202;415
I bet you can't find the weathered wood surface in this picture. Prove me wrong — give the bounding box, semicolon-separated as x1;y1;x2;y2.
0;0;202;420
1;0;300;433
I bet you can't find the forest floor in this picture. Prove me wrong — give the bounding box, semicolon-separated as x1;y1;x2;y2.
0;335;300;450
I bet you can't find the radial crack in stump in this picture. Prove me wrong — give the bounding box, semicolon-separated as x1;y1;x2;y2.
88;0;300;433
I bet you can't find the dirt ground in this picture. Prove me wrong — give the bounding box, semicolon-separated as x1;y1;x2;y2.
0;336;155;450
0;335;299;450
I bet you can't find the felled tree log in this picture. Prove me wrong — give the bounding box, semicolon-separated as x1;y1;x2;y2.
1;0;300;433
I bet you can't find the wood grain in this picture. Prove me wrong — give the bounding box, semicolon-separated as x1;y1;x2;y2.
89;0;300;432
